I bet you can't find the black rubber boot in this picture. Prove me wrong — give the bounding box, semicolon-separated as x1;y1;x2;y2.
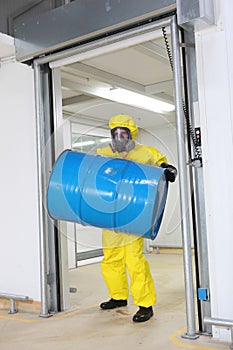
100;298;127;310
132;306;153;322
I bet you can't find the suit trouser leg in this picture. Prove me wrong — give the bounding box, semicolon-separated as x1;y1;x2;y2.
125;237;156;307
101;229;129;300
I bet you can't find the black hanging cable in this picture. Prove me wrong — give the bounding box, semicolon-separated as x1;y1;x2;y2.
162;26;202;164
162;27;174;71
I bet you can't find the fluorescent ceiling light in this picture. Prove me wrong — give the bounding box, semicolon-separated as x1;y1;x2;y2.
73;140;95;147
95;87;175;113
63;80;175;114
100;138;111;143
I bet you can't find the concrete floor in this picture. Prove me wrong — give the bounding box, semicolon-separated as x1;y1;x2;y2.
0;250;230;350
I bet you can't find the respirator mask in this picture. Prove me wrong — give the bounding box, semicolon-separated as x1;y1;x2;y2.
111;127;135;153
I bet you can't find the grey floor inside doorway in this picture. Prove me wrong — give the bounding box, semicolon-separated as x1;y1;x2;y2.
0;250;230;349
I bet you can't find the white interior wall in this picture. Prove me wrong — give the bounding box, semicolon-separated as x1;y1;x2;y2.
138;123;182;248
195;0;233;341
0;57;40;301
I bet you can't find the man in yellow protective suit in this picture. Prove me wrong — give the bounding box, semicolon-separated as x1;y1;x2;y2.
96;114;177;322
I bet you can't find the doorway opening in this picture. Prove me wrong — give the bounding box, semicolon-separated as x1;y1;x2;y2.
35;14;209;336
57;24;181;272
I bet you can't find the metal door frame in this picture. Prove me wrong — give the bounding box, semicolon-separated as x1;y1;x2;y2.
33;14;204;338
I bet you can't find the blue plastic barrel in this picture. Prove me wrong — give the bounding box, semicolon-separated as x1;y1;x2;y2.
47;150;168;240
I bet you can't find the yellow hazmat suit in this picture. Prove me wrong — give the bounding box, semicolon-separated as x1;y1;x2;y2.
96;114;167;308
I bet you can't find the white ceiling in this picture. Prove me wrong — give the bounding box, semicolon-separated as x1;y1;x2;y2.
0;29;175;131
61;31;175;131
